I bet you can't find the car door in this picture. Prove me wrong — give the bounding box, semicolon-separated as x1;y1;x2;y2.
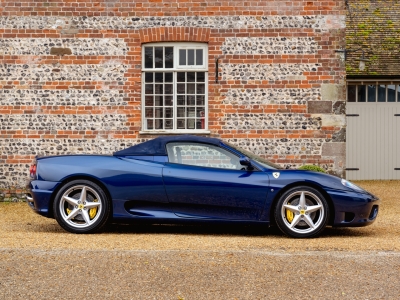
162;142;270;220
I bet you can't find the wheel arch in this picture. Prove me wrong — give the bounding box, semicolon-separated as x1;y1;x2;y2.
48;175;113;219
269;181;335;226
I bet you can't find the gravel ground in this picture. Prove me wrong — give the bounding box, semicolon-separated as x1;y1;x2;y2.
1;181;400;299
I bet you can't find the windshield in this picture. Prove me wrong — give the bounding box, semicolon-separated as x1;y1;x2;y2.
223;142;283;170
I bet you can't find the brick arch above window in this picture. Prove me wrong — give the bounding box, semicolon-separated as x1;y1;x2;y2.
139;27;211;43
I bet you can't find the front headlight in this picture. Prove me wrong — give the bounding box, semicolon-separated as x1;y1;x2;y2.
341;179;365;193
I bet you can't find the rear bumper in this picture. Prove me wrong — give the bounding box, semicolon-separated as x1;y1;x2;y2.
26;179;60;218
327;189;380;227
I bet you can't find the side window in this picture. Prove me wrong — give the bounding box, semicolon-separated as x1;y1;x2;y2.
166;142;241;170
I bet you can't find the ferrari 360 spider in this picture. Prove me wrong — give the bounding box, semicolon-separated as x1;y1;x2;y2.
26;135;379;238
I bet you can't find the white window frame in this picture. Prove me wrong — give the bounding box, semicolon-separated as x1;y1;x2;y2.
140;42;209;134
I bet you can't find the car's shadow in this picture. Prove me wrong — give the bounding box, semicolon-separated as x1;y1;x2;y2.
100;222;375;238
25;219;376;238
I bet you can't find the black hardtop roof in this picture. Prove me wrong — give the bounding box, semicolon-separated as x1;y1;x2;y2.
113;135;222;156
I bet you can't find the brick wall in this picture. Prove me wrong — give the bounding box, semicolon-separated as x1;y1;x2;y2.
0;0;346;191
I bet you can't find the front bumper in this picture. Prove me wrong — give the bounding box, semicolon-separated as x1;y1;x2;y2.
26;179;60;218
327;189;380;227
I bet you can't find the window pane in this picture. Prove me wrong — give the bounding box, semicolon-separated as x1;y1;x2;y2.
367;85;376;102
165;108;173;118
188;49;195;65
196;49;203;65
165;119;173;129
177;107;185;117
179;49;186;65
165;47;173;68
196;108;205;129
145;108;153;118
145;72;153;82
187;119;196;129
164;96;173;106
377;85;386;102
177;119;185;129
197;72;205;82
166;143;240;169
177;96;185;106
177;72;185;82
155;72;163;83
155;108;163;118
196;95;205;105
164;84;173;94
154;96;163;106
155;119;163;129
145;96;153;106
187;107;196;117
187;84;196;94
347;85;356;102
388;85;396;102
187;95;195;106
165;72;173;82
358;85;366;102
155;84;163;94
146;119;154;130
197;84;205;94
155;47;164;68
144;47;153;68
187;72;195;82
177;84;185;94
145;84;153;94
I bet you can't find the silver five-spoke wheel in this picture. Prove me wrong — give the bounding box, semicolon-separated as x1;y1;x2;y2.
275;186;329;238
54;180;110;233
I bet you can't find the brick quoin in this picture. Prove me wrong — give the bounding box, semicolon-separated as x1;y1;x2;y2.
0;0;346;191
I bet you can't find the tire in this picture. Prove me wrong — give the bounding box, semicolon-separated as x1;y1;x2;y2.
53;180;111;233
274;186;329;238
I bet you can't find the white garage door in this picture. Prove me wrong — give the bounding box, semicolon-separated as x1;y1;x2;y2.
346;83;400;180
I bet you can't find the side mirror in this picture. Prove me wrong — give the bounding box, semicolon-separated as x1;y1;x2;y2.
239;157;253;170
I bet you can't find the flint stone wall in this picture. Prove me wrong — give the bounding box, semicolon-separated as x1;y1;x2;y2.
0;115;129;131
0;38;128;56
0;63;129;82
0;89;126;106
222;64;320;81
0;15;342;30
222;88;321;105
221;37;320;55
223;114;321;130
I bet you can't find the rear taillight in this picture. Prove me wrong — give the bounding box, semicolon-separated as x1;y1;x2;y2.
29;160;37;178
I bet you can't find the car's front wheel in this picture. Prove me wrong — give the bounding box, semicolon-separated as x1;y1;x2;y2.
53;180;110;233
274;186;329;238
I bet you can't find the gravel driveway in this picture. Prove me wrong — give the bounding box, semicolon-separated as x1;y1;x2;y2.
1;181;400;299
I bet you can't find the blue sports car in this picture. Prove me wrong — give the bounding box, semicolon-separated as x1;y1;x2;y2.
26;135;379;238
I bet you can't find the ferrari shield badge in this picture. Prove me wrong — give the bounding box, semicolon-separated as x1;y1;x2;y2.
272;172;280;179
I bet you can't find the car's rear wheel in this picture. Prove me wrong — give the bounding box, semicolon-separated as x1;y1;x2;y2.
274;186;329;238
53;180;110;233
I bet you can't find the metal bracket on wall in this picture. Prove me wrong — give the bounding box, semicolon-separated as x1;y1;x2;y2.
346;114;359;117
215;56;221;83
394;114;400;117
395;168;400;170
345;168;360;171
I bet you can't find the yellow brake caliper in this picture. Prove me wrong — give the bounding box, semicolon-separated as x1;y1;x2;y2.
89;199;98;219
286;202;294;223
